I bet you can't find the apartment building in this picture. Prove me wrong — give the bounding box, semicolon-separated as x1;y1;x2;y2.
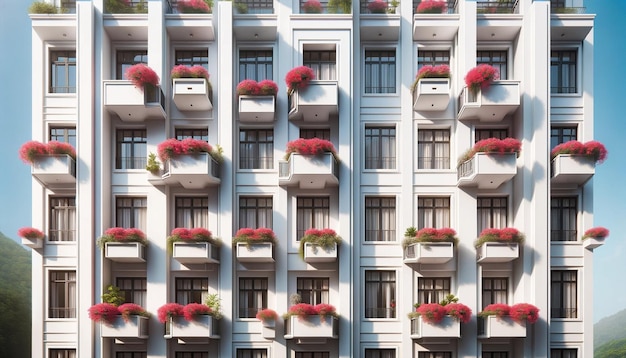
26;0;597;357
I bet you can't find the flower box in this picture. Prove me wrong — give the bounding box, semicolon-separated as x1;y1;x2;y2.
410;316;461;339
167;315;220;340
172;242;220;264
262;324;276;339
104;242;146;263
101;315;149;340
162;152;221;189
551;154;595;186
103;81;166;121
236;242;274;263
303;242;338;263
582;237;605;250
172;78;213;111
31;154;76;189
403;242;454;264
458;81;520;122
21;237;43;249
284;315;339;340
238;95;276;122
476;242;519;263
278;153;339;189
457;152;517;189
478;315;526;339
413;78;450;111
288;81;338;121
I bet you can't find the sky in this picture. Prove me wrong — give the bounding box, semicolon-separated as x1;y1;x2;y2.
0;0;624;323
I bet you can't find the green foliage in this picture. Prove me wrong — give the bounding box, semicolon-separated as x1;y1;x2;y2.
595;337;626;358
328;0;351;13
105;0;134;14
101;285;125;306
28;1;58;14
404;226;417;237
146;152;161;174
204;294;222;320
440;294;459;306
234;2;248;13
595;308;626;348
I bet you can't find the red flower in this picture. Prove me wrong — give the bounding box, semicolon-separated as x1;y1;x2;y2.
104;227;129;240
445;303;472;324
416;303;447;324
414;227;457;243
19;140;77;164
464;64;499;93
256;308;279;322
509;303;539;324
235;228;255;238
189;65;210;80
236;79;260;96
416;0;447;14
125;63;160;89
285;138;337;158
480;303;510;318
177;0;211;13
182;303;212;321
314;303;337;317
157;138;212;162
301;0;322;13
288;303;318;317
17;227;45;240
171;228;192;240
157;303;184;323
46;141;77;158
258;79;279;95
117;303;147;322
367;0;388;13
582;227;609;240
477;228;524;245
190;227;213;241
285;66;315;93
88;303;119;324
551;140;608;164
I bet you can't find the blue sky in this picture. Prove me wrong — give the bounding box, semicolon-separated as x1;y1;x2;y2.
0;1;624;323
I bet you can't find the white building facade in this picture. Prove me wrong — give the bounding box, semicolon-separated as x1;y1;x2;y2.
27;0;597;357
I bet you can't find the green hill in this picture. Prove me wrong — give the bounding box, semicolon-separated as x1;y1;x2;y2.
595;308;626;349
595;337;626;358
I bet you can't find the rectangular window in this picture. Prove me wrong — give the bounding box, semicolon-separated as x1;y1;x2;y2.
175;128;208;141
49;270;76;318
550;349;577;358
300;129;331;140
50;127;77;148
297;277;330;305
551;50;577;94
550;126;577;150
418;50;450;68
365;197;396;242
239;50;273;81
50;51;76;93
365;126;396;169
482;353;508;358
50;349;77;358
115;129;147;170
477;50;508;80
418;129;450;169
551;270;578;318
175;197;208;228
237;349;268;358
116;197;147;231
175;353;208;358
418;353;452;358
304;50;337;81
239;277;268;318
175;49;208;68
116;277;147;307
418;197;450;229
475;128;508;142
482;278;508;308
477;197;508;234
239;196;273;229
365;350;396;358
175;278;208;304
116;50;148;79
295;353;329;358
551;197;577;242
418;277;451;304
239;129;274;170
365;50;396;94
365;270;396;318
116;352;147;358
49;197;76;242
296;197;330;239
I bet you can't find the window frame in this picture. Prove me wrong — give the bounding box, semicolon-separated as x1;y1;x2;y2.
115;196;147;231
550;348;578;358
551;48;579;95
115;49;148;80
49;196;76;242
364;125;397;170
303;46;337;81
48;269;77;319
417;128;451;170
364;269;397;319
175;277;209;305
477;197;509;235
417;196;451;229
115;128;147;170
364;196;397;242
550;125;578;150
238;49;274;82
49;49;77;94
239;128;274;170
417;277;451;305
364;348;397;358
551;269;579;319
174;196;209;228
296;196;330;239
364;48;398;95
297;277;330;305
476;48;510;80
550;196;578;242
116;277;147;307
238;277;269;319
238;195;274;229
49;348;77;358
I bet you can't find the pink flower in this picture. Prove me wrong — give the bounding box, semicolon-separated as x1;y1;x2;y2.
157;303;184;323
416;303;447;324
476;228;524;246
177;0;211;13
104;227;129;240
314;303;337;317
551;140;608;164
582;227;609;240
157;138;213;162
46;141;77;159
285;66;315;93
182;303;212;321
480;303;510;318
285;138;336;158
235;228;255;238
416;0;447;14
415;64;450;81
288;303;318;317
367;0;388;13
509;303;539;324
171;228;192;240
465;64;499;93
190;227;213;241
88;303;119;324
190;65;210;80
414;227;457;243
257;79;279;96
125;63;159;89
256;308;279;322
236;79;260;96
445;303;472;324
117;303;147;322
304;228;322;237
18;141;48;163
17;227;45;240
301;0;322;13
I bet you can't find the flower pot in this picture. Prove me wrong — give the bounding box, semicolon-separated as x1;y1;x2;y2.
303;242;338;263
403;242;454;264
100;315;149;340
262;320;276;339
172;242;220;264
21;237;43;249
288;81;338;121
162;152;221;189
167;315;220;340
238;95;276;122
284;315;338;340
103;80;166;121
236;242;274;263
476;242;519;263
172;78;213;111
551;154;595;187
582;237;605;250
410;316;461;339
104;242;146;263
478;315;526;338
31;154;76;190
458;81;520;122
278;153;339;189
457;152;517;189
413;78;450;111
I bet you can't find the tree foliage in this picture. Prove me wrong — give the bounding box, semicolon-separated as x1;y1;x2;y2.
595;337;626;358
595;308;626;348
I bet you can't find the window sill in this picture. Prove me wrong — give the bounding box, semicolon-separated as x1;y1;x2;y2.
363;168;399;173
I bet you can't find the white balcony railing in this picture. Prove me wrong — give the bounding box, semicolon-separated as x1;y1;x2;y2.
288;81;338;121
457;152;517;189
162;153;221;189
278;153;339;189
458;81;520;122
103;81;166;121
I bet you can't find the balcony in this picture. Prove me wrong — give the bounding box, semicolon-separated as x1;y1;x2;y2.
236;242;275;263
101;316;149;342
413;78;450;111
31;154;76;190
165;0;214;41
284;315;339;341
162;153;221;189
457;81;520;122
476;0;519;14
410;316;460;339
303;242;338;263
296;0;352;14
104;242;146;263
583;237;606;250
103;81;166;121
288;81;338;122
166;315;220;342
238;95;276;122
279;153;339;189
403;242;454;264
30;1;77;42
551;154;595;187
172;242;220;264
550;3;593;41
476;242;519;263
21;237;43;249
478;316;526;339
457;152;517;189
172;78;213;111
359;0;400;41
413;0;459;41
233;0;277;41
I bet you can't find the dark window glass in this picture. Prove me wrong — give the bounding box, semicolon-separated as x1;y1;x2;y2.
365;50;396;94
297;277;330;305
239;197;273;229
365;197;396;242
551;50;577;93
239;278;268;318
551;197;577;241
365;270;396;318
418;129;450;169
551;270;577;318
116;50;148;79
365;127;396;169
477;50;508;80
239;129;274;169
239;50;273;81
418;277;451;304
176;278;208;304
417;197;450;228
116;129;147;169
50;51;76;93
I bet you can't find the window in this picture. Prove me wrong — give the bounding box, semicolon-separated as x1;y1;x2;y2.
49;270;76;318
296;197;330;239
550;349;577;358
300;129;330;140
175;353;208;358
365;270;396;318
550;126;577;149
295;353;329;358
365;126;396;169
477;197;508;234
176;128;208;141
117;278;147;307
60;0;76;13
176;278;208;304
115;129;147;170
482;278;508;308
418;50;450;68
237;350;268;358
49;197;76;241
551;197;577;242
175;50;208;68
116;50;148;79
482;353;508;358
477;50;508;80
239;277;268;318
239;196;273;229
365;50;396;94
475;128;508;142
297;277;330;305
239;129;274;169
50;51;76;93
239;50;273;81
417;197;450;229
116;353;147;358
365;197;396;242
175;197;208;228
551;50;577;94
418;277;451;304
50;127;77;148
304;49;336;80
418;354;452;358
365;350;396;358
551;270;577;318
418;129;450;169
50;349;77;358
116;197;147;231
